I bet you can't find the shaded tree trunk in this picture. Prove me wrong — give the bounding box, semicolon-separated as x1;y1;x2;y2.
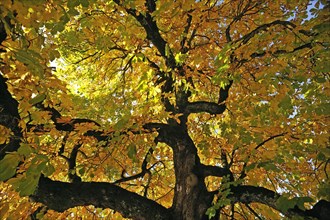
0;19;22;159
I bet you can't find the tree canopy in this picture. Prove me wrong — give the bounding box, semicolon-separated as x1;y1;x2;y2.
0;0;329;219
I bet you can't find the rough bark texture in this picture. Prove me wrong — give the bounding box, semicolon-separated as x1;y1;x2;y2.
32;176;171;220
155;124;214;219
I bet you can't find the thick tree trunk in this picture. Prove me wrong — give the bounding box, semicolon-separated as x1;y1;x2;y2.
156;124;214;219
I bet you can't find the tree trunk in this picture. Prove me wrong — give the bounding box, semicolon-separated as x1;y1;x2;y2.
158;124;214;219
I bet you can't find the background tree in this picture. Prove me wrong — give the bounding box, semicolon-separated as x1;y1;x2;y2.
0;0;329;219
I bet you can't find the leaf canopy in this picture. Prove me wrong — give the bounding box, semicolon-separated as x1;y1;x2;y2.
0;0;329;219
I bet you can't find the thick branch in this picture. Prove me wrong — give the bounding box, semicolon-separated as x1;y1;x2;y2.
218;80;233;104
185;101;226;114
145;0;156;13
0;75;22;159
67;143;82;182
32;176;171;220
183;78;232;114
196;164;230;178
230;185;330;219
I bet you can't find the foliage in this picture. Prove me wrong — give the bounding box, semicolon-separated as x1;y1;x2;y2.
0;0;329;219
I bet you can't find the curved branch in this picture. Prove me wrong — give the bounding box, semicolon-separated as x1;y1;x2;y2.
113;147;154;184
254;133;286;150
239;20;296;45
237;42;315;68
32;176;171;220
184;79;232;114
239;133;286;179
68;143;82;182
230;185;330;219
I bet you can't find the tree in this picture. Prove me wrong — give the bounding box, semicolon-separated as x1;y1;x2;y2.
0;0;329;219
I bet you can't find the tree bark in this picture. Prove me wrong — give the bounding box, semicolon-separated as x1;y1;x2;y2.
32;176;171;220
157;125;214;219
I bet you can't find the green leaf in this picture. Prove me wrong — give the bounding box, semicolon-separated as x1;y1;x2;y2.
317;182;330;200
175;52;187;65
245;163;257;172
316;152;326;161
165;43;171;58
49;49;61;61
14;49;44;78
264;163;280;172
313;76;327;83
29;93;46;105
294;197;314;210
0;153;21;181
127;144;137;160
67;0;80;8
17;144;34;156
68;8;80;16
8;174;40;196
26;155;49;176
278;95;292;110
42;163;55;176
206;207;216;219
211;76;230;89
78;167;86;176
79;0;89;7
15;50;44;78
319;148;330;158
65;31;80;45
51;22;65;35
217;64;230;74
315;103;330;115
114;118;129;130
276;195;296;212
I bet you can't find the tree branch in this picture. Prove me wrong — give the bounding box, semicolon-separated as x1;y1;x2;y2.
254;133;286;150
113;147;154;184
230;185;330;219
196;164;230;178
239;133;286;179
0;75;22;159
113;0;175;68
31;176;171;220
239;20;296;45
67;143;82;182
180;13;193;53
185;101;226;115
237;42;315;68
179;78;233;115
